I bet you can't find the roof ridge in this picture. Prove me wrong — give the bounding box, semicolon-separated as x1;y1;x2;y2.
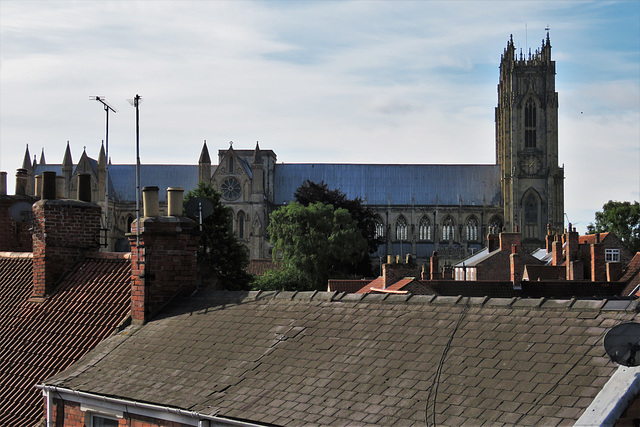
203;290;640;312
0;252;33;259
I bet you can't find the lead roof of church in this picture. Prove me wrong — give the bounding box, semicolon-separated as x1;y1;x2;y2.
274;164;502;206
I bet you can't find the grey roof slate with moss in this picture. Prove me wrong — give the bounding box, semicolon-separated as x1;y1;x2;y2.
44;291;639;426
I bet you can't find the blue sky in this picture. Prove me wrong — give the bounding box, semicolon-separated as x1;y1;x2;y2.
1;0;638;234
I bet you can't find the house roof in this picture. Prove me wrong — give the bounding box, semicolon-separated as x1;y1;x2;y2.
621;253;640;296
273;164;502;206
0;252;131;426
327;279;374;293
579;232;611;245
44;290;640;426
523;265;566;281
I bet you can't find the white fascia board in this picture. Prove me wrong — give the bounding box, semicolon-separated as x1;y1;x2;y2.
575;365;640;427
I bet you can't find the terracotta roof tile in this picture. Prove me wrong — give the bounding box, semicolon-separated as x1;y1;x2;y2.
0;253;131;426
45;291;640;426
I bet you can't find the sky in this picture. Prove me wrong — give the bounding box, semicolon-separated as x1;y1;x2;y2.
0;0;638;234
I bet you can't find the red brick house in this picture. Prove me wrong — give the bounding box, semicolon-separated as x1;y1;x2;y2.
0;194;131;426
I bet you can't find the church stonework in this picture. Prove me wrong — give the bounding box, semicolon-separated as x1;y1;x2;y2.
15;33;563;268
496;33;565;253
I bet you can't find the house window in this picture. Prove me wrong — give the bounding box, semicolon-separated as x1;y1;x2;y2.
525;98;536;148
92;415;119;427
442;217;455;241
419;217;431;241
605;248;621;262
396;216;407;241
465;217;478;241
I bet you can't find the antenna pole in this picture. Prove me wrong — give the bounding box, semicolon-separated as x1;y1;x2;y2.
90;96;116;248
134;94;141;261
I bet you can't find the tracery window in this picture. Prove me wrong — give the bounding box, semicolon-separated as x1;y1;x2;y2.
524;193;538;224
396;216;408;241
238;212;245;239
489;216;503;234
374;218;385;239
419;216;431;241
466;217;478;241
228;156;234;173
442;217;455;241
525;98;536;148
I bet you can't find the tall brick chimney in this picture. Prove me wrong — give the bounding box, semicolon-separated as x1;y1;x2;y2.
129;187;199;324
31;199;102;301
565;224;582;280
590;243;606;282
499;232;521;253
430;252;440;280
510;245;522;290
551;235;563;266
487;233;499;252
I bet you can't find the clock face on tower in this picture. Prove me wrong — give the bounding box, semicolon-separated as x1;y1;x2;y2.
221;177;241;200
520;155;542;176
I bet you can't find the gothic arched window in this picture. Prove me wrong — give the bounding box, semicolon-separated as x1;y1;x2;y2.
466;217;478;241
238;211;245;239
442;217;455;241
525;193;538;224
374;217;385;239
489;216;503;234
228;156;234;173
396;216;408;241
419;216;431;241
525;98;537;148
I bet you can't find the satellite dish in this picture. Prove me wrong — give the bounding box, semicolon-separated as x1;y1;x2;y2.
185;197;213;220
604;322;640;367
9;201;32;222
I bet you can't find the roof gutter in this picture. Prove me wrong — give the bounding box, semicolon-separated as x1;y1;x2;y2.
575;365;640;426
38;385;266;427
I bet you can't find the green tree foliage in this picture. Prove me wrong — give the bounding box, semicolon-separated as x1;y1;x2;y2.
587;200;640;253
294;180;380;275
265;202;368;291
184;182;252;290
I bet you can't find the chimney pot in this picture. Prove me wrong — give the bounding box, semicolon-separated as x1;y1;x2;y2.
41;171;56;200
0;172;6;196
142;186;160;217
77;174;92;202
167;187;184;216
15;169;29;196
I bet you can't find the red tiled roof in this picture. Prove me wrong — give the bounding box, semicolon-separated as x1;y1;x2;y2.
0;252;131;426
246;259;279;276
579;232;610;245
355;276;384;293
370;277;416;293
327;279;374;293
621;252;640;296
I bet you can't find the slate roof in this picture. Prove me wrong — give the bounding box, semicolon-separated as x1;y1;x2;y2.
44;290;639;426
108;165;199;202
0;252;131;426
273;164;502;206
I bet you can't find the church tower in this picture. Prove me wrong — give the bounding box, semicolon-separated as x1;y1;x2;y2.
496;32;564;252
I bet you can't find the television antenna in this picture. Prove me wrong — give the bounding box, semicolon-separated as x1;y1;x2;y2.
185;197;213;231
604;322;640;367
127;94;142;261
90;96;116;247
9;201;32;223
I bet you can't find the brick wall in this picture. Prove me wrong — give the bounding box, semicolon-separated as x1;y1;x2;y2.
0;195;36;252
54;400;192;426
31;199;101;300
129;217;198;324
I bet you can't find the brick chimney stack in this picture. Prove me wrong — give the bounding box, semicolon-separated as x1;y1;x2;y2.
430;252;440;280
510;244;522;290
590;243;606;282
565;224;582;280
129;187;199;324
499;232;521;253
487;233;499;252
31;199;102;301
551;235;562;266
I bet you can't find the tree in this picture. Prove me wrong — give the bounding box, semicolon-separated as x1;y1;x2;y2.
184;182;252;290
265;202;368;291
587;200;640;253
294;180;380;275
